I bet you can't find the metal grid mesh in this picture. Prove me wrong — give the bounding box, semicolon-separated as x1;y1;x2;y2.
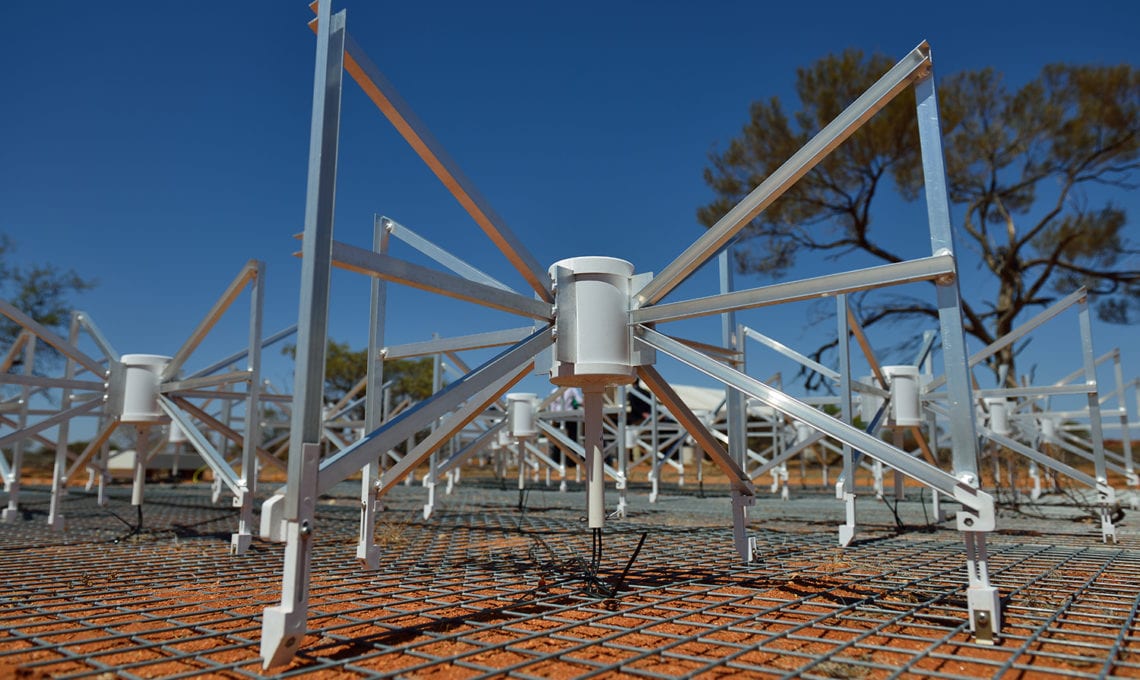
2;483;1138;678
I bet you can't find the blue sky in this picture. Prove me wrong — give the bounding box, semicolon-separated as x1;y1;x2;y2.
3;1;1138;404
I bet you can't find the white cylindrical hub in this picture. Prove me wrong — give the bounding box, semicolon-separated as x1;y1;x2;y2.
506;393;538;439
883;365;921;426
795;422;813;445
986;397;1012;436
1040;416;1057;440
549;257;636;387
120;354;171;424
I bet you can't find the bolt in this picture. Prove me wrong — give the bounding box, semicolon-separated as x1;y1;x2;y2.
976;611;989;624
299;520;312;537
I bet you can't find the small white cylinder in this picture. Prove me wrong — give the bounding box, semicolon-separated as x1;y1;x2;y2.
1040;416;1057;439
120;354;171;424
624;427;639;449
795;422;813;445
506;393;538;439
168;422;188;444
986;397;1012;436
549;256;636;387
883;365;921;426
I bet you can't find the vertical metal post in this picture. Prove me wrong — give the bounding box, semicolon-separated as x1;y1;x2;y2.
48;315;80;529
1078;296;1116;541
357;215;390;569
719;249;748;470
915;66;998;642
213;392;234;504
1112;351;1135;487
2;337;35;521
914;73;981;484
423;336;443;519
261;2;345;668
836;294;856;546
233;261;265;555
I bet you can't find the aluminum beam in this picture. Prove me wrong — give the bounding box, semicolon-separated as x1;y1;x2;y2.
328;242;553;321
384;326;534;360
742;326;840;381
320;18;551;302
164;261;258;380
186;325;296;380
158;396;241;496
0;400;101;451
926;288;1086;392
636;326;992;527
633;253;954;324
316;328;552;490
636;42;932;306
639;365;753;495
371;368;528;498
384;217;513;292
161;370;251;394
280;6;346;526
0;299;104;377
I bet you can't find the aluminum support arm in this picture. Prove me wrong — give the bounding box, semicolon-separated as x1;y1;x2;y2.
638;365;754;496
61;417;120;483
307;9;550;301
161;370;251;394
742;326;840;381
164;261;259;380
74;312;120;363
384;326;534;360
158;396;242;496
187;325;297;380
927;288;1086;392
316;328;552;490
170;397;286;472
0;400;101;451
0;300;104;377
637;326;993;529
370;364;529;497
0;374;104;392
328;242;553;321
636;42;933;306
633;253;954;324
430;423;505;482
383;217;513;292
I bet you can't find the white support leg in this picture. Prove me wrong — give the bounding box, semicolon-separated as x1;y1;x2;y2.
584;388;606;529
731;489;755;563
838;492;857;547
1097;481;1118;544
131;426;148;507
964;531;1001;645
260;443;320;668
356;459;380;569
1028;461;1042;500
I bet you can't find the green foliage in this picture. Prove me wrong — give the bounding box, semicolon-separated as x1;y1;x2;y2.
700;53;1140;386
0;234;97;365
282;340;436;405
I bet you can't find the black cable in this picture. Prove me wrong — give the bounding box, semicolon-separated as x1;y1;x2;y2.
105;504;143;544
